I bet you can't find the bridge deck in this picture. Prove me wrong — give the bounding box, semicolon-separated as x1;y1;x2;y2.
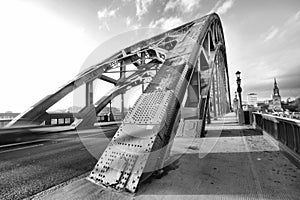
36;113;300;200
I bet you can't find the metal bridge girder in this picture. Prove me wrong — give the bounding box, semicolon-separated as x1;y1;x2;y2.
6;11;230;194
88;13;231;193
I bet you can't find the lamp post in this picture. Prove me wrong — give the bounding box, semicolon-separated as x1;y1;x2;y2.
235;71;245;124
235;71;243;109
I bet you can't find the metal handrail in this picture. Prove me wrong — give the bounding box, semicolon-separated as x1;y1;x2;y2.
253;112;300;155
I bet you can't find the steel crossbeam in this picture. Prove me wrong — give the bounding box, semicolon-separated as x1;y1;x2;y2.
7;13;231;194
88;13;231;193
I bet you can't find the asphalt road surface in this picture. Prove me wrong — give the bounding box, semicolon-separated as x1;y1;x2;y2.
0;126;118;200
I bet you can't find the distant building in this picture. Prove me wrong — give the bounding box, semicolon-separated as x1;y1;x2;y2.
247;93;258;107
286;97;295;103
0;112;19;119
269;78;282;111
0;112;20;128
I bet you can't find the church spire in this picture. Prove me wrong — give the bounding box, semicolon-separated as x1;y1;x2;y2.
273;77;280;97
272;77;282;111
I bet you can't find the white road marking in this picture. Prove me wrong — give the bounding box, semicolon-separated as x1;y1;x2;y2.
0;129;113;150
0;139;50;148
0;144;44;154
80;132;106;138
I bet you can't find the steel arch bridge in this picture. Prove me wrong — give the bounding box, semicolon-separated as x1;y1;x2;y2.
8;13;231;193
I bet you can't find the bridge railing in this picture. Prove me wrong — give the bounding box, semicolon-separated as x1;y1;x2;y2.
0;119;12;128
45;113;75;126
253;112;300;156
1;113;122;128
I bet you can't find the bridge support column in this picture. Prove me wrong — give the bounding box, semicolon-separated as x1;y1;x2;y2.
120;64;126;119
207;102;211;124
215;65;220;117
196;57;202;120
220;58;227;115
212;70;217;120
141;52;146;93
86;81;93;106
108;101;113;121
217;55;223;116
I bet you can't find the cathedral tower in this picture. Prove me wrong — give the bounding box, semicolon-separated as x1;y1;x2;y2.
272;78;282;111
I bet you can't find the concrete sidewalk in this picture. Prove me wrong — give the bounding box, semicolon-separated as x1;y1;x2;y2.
34;113;300;200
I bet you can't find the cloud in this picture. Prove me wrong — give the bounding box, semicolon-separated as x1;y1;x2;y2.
164;0;177;11
98;22;110;31
263;26;279;42
236;40;300;99
135;0;153;19
211;0;235;15
295;10;300;20
261;10;300;43
278;9;300;38
286;9;300;24
149;16;183;30
97;7;118;20
132;23;142;30
210;0;222;13
164;0;199;13
124;16;141;30
97;7;119;31
126;17;132;26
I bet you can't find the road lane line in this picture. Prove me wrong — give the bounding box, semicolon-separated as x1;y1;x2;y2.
79;130;115;138
80;132;107;138
0;139;51;148
0;144;44;154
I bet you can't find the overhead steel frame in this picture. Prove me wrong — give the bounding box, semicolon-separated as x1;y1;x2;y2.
88;13;231;193
7;12;230;194
6;28;172;128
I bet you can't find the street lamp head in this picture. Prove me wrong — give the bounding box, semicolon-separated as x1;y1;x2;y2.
235;71;241;79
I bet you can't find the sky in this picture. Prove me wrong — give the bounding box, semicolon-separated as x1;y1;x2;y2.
0;0;300;113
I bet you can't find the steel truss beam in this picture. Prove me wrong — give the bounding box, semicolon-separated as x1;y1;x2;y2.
88;13;231;193
7;12;230;195
7;21;188;127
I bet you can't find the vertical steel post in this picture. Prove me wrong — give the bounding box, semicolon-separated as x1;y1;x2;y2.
212;68;217;120
220;61;225;115
207;102;211;124
120;64;126;119
215;64;220;116
197;58;202;119
109;101;112;121
141;52;145;93
86;81;93;106
291;124;297;152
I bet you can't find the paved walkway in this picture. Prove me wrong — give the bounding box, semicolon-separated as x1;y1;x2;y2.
34;113;300;200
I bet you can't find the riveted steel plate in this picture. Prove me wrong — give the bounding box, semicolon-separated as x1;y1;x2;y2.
88;13;227;194
123;90;174;124
89;91;176;193
88;123;161;192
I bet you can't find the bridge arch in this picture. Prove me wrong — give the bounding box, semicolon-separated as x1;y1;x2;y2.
6;13;231;193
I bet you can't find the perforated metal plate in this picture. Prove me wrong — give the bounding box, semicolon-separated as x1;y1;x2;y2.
88;124;160;192
88;90;175;193
123;91;174;124
87;15;213;193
